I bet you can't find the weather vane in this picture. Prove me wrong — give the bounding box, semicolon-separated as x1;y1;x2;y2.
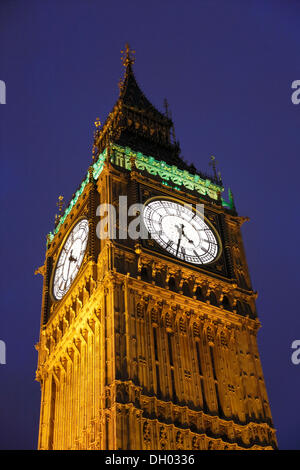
121;43;135;67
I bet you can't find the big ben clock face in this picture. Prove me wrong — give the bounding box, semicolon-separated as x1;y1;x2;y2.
143;200;220;265
52;219;89;300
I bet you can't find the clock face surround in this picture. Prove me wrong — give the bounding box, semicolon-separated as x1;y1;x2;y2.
143;199;220;265
52;219;89;300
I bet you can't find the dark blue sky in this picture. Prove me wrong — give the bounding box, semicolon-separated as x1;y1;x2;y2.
1;0;300;450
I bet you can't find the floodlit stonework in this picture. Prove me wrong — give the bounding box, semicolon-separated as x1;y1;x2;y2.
36;45;277;450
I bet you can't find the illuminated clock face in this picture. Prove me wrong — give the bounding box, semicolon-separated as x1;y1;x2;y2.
143;200;219;265
53;219;89;300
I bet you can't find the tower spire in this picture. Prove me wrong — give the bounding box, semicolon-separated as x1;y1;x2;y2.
121;43;135;68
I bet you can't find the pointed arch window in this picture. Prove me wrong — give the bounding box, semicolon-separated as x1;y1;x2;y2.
222;295;232;311
195;286;204;301
168;277;176;292
209;291;218;307
182;282;190;297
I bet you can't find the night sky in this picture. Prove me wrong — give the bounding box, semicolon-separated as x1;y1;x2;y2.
1;0;300;450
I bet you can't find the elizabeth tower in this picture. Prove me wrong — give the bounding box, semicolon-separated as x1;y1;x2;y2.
36;46;277;450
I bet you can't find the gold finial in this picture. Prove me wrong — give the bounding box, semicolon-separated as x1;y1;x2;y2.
209;155;220;182
94;117;101;128
121;43;135;67
57;195;64;214
92;118;102;161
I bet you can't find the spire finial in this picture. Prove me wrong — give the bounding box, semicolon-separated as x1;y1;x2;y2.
209;155;222;183
57;195;64;214
92;118;102;161
55;195;65;226
121;43;135;68
163;98;171;119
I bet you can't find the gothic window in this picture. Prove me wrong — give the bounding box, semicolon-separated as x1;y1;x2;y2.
236;300;243;315
152;327;159;361
171;368;177;402
241;302;251;317
182;281;190;297
239;274;248;290
222;295;232;311
200;377;207;412
215;382;223;417
196;341;203;375
156;364;161;397
244;302;253;317
141;266;149;281
209;345;217;380
167;333;173;366
209;291;218;307
168;276;176;292
155;271;164;287
195;286;204;301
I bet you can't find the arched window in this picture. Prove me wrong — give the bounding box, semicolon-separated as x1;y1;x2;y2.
239;274;248;290
222;295;232;311
155;271;164;287
168;277;176;292
209;291;218;307
236;300;243;315
141;267;148;281
243;302;253;317
182;281;190;297
195;286;204;301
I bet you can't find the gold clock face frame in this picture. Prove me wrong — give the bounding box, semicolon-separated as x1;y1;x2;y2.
143;198;221;265
51;218;89;301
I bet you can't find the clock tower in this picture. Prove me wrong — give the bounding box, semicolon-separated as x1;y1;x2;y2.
36;45;277;450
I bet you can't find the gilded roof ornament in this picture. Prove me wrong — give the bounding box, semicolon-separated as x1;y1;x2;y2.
209;155;222;184
92;118;101;161
121;43;135;68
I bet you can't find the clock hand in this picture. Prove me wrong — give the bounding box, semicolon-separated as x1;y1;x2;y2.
182;227;194;245
175;224;184;256
69;249;77;263
65;259;71;290
64;250;77;288
176;224;194;245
